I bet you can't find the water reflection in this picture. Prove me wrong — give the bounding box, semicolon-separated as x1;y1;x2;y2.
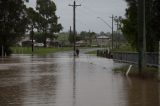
23;76;57;105
73;57;76;106
22;55;58;105
159;83;160;106
0;84;25;106
0;61;25;106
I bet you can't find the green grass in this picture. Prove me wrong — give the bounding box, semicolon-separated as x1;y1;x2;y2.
112;43;137;52
57;33;69;41
85;50;97;55
11;47;72;55
113;65;129;73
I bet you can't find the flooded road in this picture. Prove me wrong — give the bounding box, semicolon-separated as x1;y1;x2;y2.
0;50;159;106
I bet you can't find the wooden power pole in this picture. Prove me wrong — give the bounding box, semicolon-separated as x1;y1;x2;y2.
69;1;81;56
111;15;114;50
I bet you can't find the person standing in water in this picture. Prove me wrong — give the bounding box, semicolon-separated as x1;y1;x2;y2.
76;48;79;56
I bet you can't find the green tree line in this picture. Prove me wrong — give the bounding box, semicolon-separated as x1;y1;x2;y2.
0;0;62;56
121;0;160;52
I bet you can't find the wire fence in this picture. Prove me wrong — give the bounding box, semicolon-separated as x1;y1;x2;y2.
97;50;159;67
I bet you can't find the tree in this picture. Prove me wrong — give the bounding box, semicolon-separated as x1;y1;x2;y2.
100;31;106;36
34;32;45;43
121;0;160;52
80;31;89;40
26;7;40;52
150;0;160;51
0;0;27;56
68;31;76;44
26;7;40;30
89;31;96;46
79;31;97;46
36;0;62;47
121;0;138;49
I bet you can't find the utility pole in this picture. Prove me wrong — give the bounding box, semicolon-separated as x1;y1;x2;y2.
111;15;114;50
69;26;72;45
115;16;120;48
69;1;81;56
114;17;118;48
138;0;146;75
69;26;72;37
116;20;119;48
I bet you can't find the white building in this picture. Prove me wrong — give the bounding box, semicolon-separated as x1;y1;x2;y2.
97;35;111;47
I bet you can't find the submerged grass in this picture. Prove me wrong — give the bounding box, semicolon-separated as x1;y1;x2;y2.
113;65;159;78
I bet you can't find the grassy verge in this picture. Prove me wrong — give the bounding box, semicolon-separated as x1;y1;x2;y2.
113;65;158;78
112;43;136;52
85;50;97;55
11;47;72;55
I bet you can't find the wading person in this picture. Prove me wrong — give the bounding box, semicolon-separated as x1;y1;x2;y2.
76;48;79;56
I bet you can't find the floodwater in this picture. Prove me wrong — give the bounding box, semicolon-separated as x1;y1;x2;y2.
0;50;159;106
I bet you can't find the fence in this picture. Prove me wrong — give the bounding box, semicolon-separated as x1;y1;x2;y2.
97;50;112;58
112;52;159;67
97;50;159;67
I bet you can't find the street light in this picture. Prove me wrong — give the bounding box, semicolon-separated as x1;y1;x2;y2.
113;16;122;48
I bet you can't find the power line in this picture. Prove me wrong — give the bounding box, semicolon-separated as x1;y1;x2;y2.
82;5;98;16
97;17;112;29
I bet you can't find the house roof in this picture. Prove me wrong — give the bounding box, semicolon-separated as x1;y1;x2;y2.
97;36;110;39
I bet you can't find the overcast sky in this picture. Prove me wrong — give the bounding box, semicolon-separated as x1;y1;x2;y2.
27;0;127;33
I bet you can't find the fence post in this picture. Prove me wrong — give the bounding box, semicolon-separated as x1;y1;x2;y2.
158;41;160;80
158;41;160;105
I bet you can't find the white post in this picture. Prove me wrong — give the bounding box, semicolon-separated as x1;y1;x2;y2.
126;65;133;76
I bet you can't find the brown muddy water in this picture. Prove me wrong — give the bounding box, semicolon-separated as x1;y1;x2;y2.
0;51;159;106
